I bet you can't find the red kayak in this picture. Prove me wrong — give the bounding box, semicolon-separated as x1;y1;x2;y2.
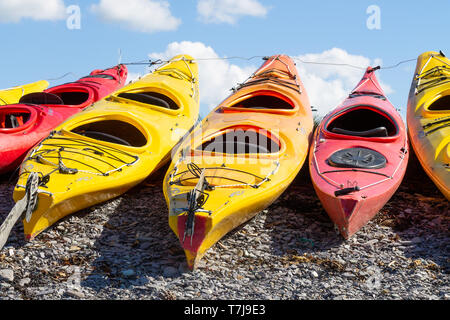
0;64;128;174
309;66;409;238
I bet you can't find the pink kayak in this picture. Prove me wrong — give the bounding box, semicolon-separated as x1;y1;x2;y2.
0;65;128;174
309;66;409;238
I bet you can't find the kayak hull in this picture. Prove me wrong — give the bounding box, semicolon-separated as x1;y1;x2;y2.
309;67;408;238
12;55;199;240
407;51;450;200
0;65;128;174
164;55;314;269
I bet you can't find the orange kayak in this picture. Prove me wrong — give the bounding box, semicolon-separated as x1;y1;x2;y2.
163;55;314;269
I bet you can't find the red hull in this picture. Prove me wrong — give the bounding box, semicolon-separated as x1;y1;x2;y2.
309;67;408;238
0;65;128;174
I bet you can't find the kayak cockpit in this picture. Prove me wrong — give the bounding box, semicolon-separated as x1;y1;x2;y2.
197;126;281;155
325;105;398;139
80;74;116;81
19;89;92;107
220;90;296;114
70;119;147;147
117;91;180;110
427;94;450;111
0;106;37;133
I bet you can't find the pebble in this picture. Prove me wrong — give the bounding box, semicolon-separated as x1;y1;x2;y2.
121;269;135;278
0;269;14;282
67;289;85;299
18;278;31;287
163;267;179;277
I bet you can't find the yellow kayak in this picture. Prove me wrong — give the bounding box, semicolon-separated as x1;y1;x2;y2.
0;80;49;105
407;51;450;200
163;55;314;269
12;55;199;240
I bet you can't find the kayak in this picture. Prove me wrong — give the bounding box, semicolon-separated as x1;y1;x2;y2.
0;80;49;105
309;66;408;238
407;51;449;200
163;55;314;269
11;55;199;240
0;65;128;174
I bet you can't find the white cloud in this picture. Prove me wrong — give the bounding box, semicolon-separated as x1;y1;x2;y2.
148;43;393;118
0;0;67;23
149;41;255;114
293;48;393;115
197;0;269;24
91;0;181;33
126;72;144;84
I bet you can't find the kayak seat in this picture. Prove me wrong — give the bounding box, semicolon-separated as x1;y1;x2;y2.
199;129;280;154
81;74;115;80
331;126;388;137
19;92;64;105
327;147;386;169
81;131;132;146
57;91;90;106
326;107;398;137
230;92;294;110
72;120;147;147
201;140;271;154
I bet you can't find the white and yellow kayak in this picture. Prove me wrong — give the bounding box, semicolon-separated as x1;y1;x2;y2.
0;80;49;105
11;55;199;240
407;51;450;200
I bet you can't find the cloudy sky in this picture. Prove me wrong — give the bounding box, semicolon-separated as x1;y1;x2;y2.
0;0;449;118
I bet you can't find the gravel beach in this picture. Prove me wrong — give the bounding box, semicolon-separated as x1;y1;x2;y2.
0;153;448;300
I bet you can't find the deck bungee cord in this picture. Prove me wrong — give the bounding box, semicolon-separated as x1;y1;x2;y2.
23;134;139;177
232;57;302;93
0;133;139;251
415;51;450;94
42;52;422;90
172;160;280;245
156;56;198;100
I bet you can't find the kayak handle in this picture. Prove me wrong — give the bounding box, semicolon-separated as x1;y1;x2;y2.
335;186;360;197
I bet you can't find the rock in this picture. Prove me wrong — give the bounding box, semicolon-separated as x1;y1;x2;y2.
0;269;14;282
163;266;179;277
69;246;81;252
18;278;31;287
411;237;422;243
343;272;355;278
121;269;135;278
311;271;319;278
67;289;85;299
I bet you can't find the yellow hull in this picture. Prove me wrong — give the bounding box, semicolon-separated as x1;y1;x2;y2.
13;55;199;239
0;80;49;105
163;55;314;269
407;51;450;200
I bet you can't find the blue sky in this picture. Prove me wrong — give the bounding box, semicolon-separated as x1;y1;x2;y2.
0;0;449;118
